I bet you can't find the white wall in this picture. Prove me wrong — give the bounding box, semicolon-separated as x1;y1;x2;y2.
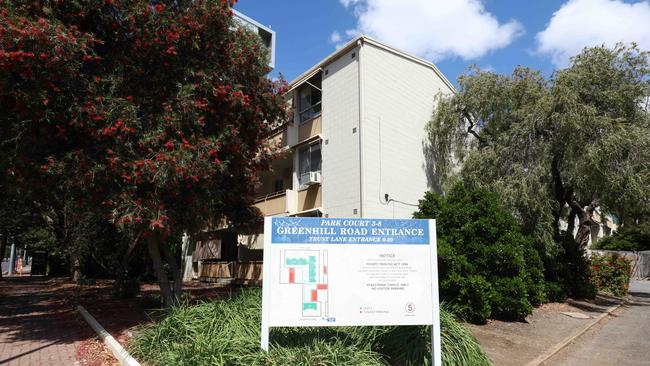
360;43;453;218
321;47;362;218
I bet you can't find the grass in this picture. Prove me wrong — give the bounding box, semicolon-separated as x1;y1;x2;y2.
129;288;491;366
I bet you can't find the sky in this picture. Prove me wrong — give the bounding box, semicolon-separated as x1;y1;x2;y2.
234;0;650;85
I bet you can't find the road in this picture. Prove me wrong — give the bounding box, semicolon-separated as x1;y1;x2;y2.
544;280;650;366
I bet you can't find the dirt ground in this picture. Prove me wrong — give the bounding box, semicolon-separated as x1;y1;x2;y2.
468;295;623;366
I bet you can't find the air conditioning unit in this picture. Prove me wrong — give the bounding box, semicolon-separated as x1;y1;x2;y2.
300;171;322;186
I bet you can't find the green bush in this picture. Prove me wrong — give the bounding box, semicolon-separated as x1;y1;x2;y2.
129;288;492;366
590;253;632;297
595;223;650;251
544;237;596;301
414;184;546;323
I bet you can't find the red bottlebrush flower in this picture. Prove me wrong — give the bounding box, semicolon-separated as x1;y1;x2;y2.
155;3;164;12
126;95;133;102
164;140;175;151
208;149;217;157
166;46;176;55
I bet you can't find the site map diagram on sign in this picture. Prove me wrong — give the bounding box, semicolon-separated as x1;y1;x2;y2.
280;250;329;318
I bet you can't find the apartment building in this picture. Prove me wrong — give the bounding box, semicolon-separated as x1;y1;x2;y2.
185;35;455;282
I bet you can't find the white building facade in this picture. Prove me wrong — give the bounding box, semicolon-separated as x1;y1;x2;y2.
186;36;454;282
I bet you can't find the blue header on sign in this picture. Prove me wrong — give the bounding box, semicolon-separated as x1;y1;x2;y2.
271;217;430;245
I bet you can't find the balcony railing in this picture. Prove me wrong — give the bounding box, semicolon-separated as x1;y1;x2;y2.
299;101;322;124
253;191;287;216
267;129;287;150
298;115;322;144
253;189;298;216
297;185;321;212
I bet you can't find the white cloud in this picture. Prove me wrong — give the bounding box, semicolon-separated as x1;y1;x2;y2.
536;0;650;67
335;0;523;61
329;31;342;44
339;0;361;7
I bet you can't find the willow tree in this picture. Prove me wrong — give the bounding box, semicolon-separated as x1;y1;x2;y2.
427;44;650;250
1;0;286;306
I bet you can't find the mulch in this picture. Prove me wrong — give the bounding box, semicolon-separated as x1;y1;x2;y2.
73;279;235;365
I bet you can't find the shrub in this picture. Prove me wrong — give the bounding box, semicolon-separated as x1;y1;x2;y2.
544;237;596;301
590;253;632;297
414;184;546;323
129;288;492;366
595;223;650;251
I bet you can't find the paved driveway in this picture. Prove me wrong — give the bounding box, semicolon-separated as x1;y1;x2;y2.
543;280;650;366
0;277;80;365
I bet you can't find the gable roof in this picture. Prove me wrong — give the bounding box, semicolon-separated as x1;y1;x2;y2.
288;35;455;93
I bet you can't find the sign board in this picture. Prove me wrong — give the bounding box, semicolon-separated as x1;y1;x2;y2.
261;217;441;365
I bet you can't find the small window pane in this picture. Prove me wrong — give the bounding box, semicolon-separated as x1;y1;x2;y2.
311;144;321;172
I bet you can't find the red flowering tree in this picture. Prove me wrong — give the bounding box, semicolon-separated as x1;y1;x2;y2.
0;0;286;306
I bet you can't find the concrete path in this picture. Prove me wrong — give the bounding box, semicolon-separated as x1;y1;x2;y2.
542;280;650;366
0;277;80;365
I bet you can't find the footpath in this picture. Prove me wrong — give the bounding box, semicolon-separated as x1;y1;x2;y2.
470;280;650;366
0;277;81;365
542;280;650;366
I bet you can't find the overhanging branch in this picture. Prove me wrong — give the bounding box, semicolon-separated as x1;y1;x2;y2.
462;109;488;147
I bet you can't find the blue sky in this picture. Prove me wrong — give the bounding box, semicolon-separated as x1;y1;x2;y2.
234;0;650;85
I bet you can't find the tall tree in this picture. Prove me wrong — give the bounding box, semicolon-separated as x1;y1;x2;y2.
1;0;286;306
427;44;650;251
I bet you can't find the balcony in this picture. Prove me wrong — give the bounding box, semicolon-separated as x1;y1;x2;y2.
298;115;322;145
253;189;298;216
254;191;287;216
297;185;321;213
268;128;288;151
253;185;320;217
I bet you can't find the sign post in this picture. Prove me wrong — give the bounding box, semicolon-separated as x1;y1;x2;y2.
261;217;441;364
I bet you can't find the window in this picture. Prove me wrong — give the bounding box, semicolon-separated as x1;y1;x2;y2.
298;74;322;124
298;143;322;185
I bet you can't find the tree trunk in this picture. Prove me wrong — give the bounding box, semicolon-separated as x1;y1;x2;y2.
567;210;577;238
71;254;82;283
0;230;7;280
160;238;182;305
113;233;141;297
567;198;593;248
147;233;173;308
